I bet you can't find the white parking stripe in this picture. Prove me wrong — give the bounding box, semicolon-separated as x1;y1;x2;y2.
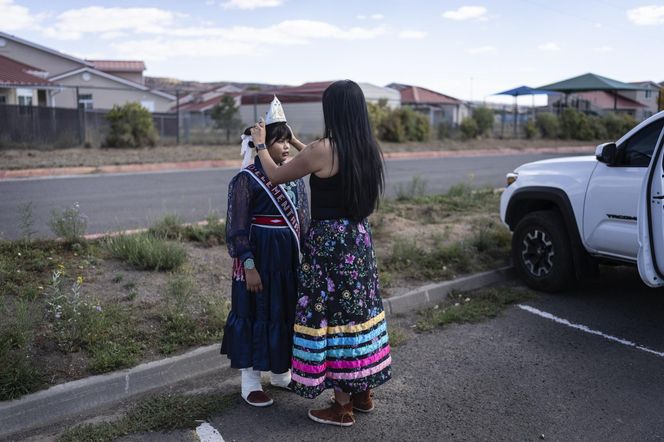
195;422;225;442
517;304;664;358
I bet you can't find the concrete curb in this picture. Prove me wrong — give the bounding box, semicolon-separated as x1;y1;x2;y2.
0;146;594;180
0;266;514;439
384;266;515;315
0;344;230;440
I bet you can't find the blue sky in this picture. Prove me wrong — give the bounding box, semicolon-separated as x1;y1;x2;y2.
1;0;663;104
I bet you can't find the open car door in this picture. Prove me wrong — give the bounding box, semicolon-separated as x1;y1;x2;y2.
638;126;664;287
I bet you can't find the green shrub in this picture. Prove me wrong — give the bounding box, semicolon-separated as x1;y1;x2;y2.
104;233;186;271
560;108;595;140
48;202;88;244
395;175;428;201
523;120;537;139
105;102;159;148
535;113;559;138
473;107;494;136
149;214;186;240
602;113;637;140
460;117;479;139
367;101;430;142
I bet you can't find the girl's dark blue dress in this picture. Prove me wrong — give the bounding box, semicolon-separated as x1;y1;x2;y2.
221;157;309;374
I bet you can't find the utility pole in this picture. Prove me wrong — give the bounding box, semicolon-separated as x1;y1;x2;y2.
175;89;180;145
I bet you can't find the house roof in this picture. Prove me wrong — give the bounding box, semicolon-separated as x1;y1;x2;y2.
538;73;648;92
0;54;52;86
389;83;462;105
0;31;92;67
87;60;146;72
239;82;332;105
49;67;175;100
629;81;662;89
573;91;647;109
174;93;240;112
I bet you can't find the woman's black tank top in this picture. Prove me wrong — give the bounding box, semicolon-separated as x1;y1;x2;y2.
310;173;350;220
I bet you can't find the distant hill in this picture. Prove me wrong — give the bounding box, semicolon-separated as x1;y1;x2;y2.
145;77;285;93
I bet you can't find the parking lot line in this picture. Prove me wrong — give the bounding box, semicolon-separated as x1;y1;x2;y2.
195;422;225;442
517;304;664;358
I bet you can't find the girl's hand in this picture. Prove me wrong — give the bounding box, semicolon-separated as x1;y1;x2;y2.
250;119;266;145
245;268;263;293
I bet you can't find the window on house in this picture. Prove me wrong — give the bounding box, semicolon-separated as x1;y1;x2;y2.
0;95;6;104
140;100;155;112
646;89;653;99
16;88;33;106
78;94;93;110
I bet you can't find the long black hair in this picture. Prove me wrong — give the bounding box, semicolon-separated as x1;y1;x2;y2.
322;80;385;221
243;122;292;148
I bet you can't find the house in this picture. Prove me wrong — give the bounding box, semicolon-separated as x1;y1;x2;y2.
387;83;468;127
548;91;647;118
0;32;174;111
623;81;661;120
238;81;401;138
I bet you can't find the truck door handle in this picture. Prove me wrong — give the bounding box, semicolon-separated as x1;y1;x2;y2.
653;196;664;200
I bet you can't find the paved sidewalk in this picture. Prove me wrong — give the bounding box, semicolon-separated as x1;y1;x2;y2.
0;146;593;180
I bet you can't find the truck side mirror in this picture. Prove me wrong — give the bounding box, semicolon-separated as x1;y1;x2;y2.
596;142;618;166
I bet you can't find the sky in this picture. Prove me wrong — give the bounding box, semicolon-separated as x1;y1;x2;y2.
1;0;663;105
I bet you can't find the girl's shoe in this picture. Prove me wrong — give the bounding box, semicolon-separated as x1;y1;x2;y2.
243;390;274;407
329;390;375;413
308;400;355;427
269;370;292;391
351;390;375;413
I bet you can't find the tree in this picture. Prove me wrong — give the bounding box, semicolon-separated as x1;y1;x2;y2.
105;102;158;148
473;107;494;136
211;95;242;143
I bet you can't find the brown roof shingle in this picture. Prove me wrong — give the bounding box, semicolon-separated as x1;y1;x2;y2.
0;55;52;86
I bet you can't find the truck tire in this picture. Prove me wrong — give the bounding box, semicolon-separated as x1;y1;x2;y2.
512;210;575;292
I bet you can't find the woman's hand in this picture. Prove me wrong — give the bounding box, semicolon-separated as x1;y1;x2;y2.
245;268;263;293
250;119;266;145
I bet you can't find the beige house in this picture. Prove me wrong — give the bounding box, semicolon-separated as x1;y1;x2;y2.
0;32;174;111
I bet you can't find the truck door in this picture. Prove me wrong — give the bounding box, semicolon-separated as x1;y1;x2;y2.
584;118;664;260
637;124;664;287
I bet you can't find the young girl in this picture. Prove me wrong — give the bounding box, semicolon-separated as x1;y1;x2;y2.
251;81;391;426
221;97;309;407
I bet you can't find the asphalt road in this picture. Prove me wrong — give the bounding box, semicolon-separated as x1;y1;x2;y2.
19;267;664;441
0;152;584;240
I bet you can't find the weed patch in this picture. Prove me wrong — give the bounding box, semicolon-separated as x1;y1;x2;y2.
104;233;186;271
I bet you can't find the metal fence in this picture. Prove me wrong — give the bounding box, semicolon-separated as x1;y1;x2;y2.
0;104;178;149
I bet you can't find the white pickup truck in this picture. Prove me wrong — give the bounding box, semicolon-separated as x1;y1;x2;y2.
500;111;664;292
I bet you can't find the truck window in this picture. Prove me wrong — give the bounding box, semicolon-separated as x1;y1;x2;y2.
618;118;664;167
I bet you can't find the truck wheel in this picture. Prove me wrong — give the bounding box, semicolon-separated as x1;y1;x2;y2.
512;210;574;292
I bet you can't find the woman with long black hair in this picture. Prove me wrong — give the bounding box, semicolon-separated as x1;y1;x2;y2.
250;80;391;427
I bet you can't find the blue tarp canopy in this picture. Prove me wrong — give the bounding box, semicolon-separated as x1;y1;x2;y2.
493;85;554;96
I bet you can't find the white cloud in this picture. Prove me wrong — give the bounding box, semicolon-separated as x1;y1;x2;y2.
399;30;426;39
357;13;384;20
442;6;488;21
467;45;496;54
538;42;560;51
110;38;253;61
100;31;127;40
205;0;215;5
593;45;613;53
110;20;385;61
627;5;664;25
222;0;284;10
43;6;177;40
0;0;44;31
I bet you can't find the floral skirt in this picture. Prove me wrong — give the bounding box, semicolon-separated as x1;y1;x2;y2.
290;218;392;399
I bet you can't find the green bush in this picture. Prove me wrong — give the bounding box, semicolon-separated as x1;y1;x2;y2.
473;107;494;136
105;102;159;148
48;202;88;244
460;117;479;139
104;233;186;271
367;101;430;142
523;121;537;139
559;108;596;140
535;113;559;138
602;113;637;140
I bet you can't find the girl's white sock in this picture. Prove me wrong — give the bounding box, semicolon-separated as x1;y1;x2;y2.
270;369;291;388
240;368;262;399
